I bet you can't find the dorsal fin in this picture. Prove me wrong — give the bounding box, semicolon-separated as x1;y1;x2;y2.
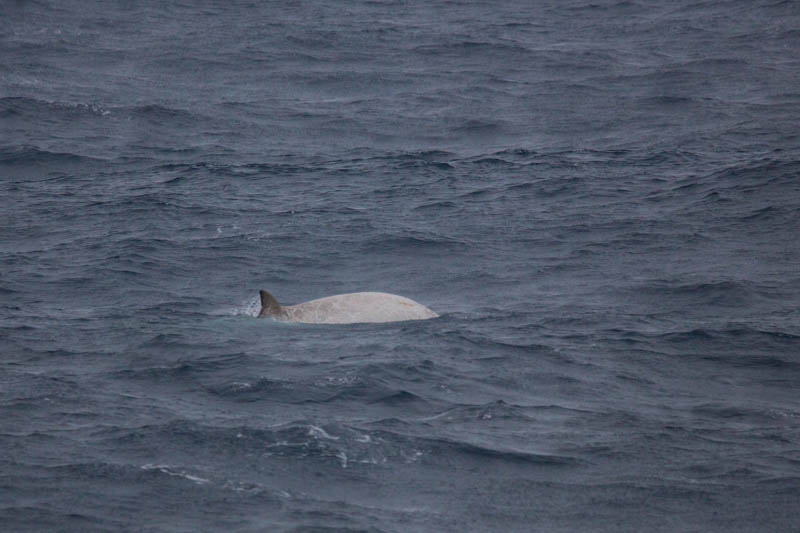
259;290;282;317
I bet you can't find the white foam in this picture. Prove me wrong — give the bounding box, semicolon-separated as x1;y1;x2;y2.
308;425;340;440
141;464;210;485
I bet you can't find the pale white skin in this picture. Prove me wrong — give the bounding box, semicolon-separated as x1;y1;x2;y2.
275;292;438;324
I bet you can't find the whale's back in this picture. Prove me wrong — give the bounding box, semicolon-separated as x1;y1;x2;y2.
282;292;438;324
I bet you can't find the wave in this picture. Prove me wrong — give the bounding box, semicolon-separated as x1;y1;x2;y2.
630;324;800;344
0;96;110;118
647;326;800;367
424;399;536;423
375;149;454;162
707;158;800;184
361;231;468;254
92;419;426;469
449;118;506;135
0;145;107;167
439;438;582;466
463;156;518;167
208;368;436;412
122;103;205;123
412;40;531;58
691;402;799;420
0;98;215;145
412;200;458;211
628;279;788;309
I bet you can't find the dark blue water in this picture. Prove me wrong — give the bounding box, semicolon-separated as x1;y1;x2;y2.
3;1;800;531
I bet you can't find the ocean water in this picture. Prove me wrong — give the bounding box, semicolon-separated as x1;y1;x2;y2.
2;0;800;531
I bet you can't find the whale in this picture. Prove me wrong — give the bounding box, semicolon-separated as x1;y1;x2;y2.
258;289;438;324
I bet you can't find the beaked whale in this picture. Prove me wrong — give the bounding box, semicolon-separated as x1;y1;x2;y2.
258;289;438;324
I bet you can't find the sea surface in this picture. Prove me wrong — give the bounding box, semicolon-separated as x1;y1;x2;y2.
2;1;800;531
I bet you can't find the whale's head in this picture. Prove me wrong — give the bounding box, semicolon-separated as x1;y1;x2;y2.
258;290;282;318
